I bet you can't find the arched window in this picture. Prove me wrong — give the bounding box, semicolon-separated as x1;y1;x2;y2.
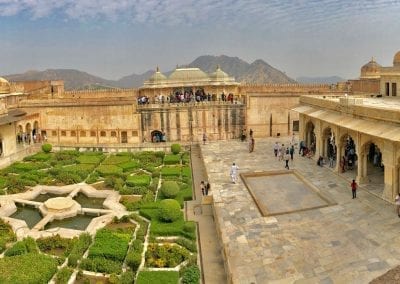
111;131;117;137
100;131;106;137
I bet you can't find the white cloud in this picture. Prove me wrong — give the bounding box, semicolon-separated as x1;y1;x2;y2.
0;0;398;29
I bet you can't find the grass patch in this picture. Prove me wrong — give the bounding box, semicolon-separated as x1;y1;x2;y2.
136;271;179;284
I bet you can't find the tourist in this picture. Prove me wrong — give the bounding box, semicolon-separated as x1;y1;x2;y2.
205;181;210;195
274;142;279;157
230;163;239;184
203;133;207;145
329;156;334;168
278;144;285;161
249;129;253;137
248;137;254;153
289;145;294;161
317;156;324;167
284;149;290;169
395;194;400;217
200;181;205;196
341;156;346;173
299;140;305;155
351;179;357;199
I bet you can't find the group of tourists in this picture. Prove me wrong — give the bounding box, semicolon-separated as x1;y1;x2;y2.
273;141;295;170
139;90;237;105
200;181;210;196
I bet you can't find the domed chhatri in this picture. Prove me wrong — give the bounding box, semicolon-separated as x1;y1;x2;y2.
147;66;167;84
393;50;400;66
0;77;11;94
360;57;381;79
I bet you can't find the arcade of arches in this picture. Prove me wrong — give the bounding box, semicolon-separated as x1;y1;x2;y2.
296;98;400;202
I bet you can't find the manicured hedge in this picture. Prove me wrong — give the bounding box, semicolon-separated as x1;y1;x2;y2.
23;152;52;162
171;144;181;154
161;181;180;198
126;174;151;187
119;160;140;172
37;235;76;257
0;253;58;283
161;166;181;177
181;265;201;284
88;229;130;262
159;199;181;222
0;219;16;253
136;271;179;284
4;237;37;257
41;143;52;153
96;165;123;176
163;154;181;165
77;154;104;164
80;257;122;274
103;155;131;165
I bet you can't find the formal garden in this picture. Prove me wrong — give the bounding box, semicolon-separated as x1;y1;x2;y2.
0;143;200;284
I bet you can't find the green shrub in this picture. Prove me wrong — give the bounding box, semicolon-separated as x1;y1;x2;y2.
86;172;100;184
161;166;181;177
182;265;201;284
119;160;140;172
125;251;141;272
0;176;6;189
55;171;82;184
24;152;52;162
163;154;181;165
80;257;122;274
183;222;196;233
0;253;58;283
41;143;52;153
182;152;190;165
182;166;191;178
55;267;73;284
176;238;197;253
171;144;181;154
5;241;27;256
145;243;190;268
37;235;76;257
159;199;181;222
161;181;180;198
96;165;123;176
0;220;16;253
103;155;131;165
88;229;130;262
119;271;135;284
126;174;151;187
77;154;104;164
68;233;91;267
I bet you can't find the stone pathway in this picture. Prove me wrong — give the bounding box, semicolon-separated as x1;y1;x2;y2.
187;144;227;284
200;137;400;284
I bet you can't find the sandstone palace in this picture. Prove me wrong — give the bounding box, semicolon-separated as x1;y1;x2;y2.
1;51;400;199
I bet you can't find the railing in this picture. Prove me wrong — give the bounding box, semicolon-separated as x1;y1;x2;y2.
137;100;245;109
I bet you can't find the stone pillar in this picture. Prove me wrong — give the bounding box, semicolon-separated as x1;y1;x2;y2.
335;140;343;173
382;141;396;201
356;152;368;184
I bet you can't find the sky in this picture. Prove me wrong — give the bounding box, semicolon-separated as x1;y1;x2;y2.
1;0;400;80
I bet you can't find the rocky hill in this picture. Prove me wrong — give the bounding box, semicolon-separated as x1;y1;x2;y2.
2;55;296;90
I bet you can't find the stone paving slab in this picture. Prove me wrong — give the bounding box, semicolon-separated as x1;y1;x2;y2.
201;137;400;284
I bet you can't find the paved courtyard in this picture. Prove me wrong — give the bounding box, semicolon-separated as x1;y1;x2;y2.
201;137;400;284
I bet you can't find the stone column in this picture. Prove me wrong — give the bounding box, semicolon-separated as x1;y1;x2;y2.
382;141;396;201
335;140;343;173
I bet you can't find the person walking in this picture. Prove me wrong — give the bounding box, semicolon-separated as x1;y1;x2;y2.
249;137;255;153
274;142;279;157
230;163;239;184
202;133;207;145
200;181;205;196
205;181;210;195
289;145;294;161
284;149;290;169
395;194;400;217
351;179;357;199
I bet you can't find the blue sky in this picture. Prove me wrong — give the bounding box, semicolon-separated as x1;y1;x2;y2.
1;0;400;80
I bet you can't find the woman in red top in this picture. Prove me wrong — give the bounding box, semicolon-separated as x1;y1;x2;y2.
351;179;357;199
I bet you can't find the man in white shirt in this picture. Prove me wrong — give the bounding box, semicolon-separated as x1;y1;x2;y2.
230;163;239;183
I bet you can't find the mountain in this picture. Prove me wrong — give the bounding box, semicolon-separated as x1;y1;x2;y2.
3;69;117;90
187;55;296;84
296;76;345;84
2;55;296;90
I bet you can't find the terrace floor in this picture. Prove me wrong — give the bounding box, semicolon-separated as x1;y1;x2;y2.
200;137;400;284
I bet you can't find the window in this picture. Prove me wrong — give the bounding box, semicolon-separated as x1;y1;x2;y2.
100;131;106;137
292;120;299;132
90;131;96;137
80;131;86;137
61;131;66;136
111;131;117;137
132;131;138;137
392;83;397;96
51;130;57;136
71;131;76;137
